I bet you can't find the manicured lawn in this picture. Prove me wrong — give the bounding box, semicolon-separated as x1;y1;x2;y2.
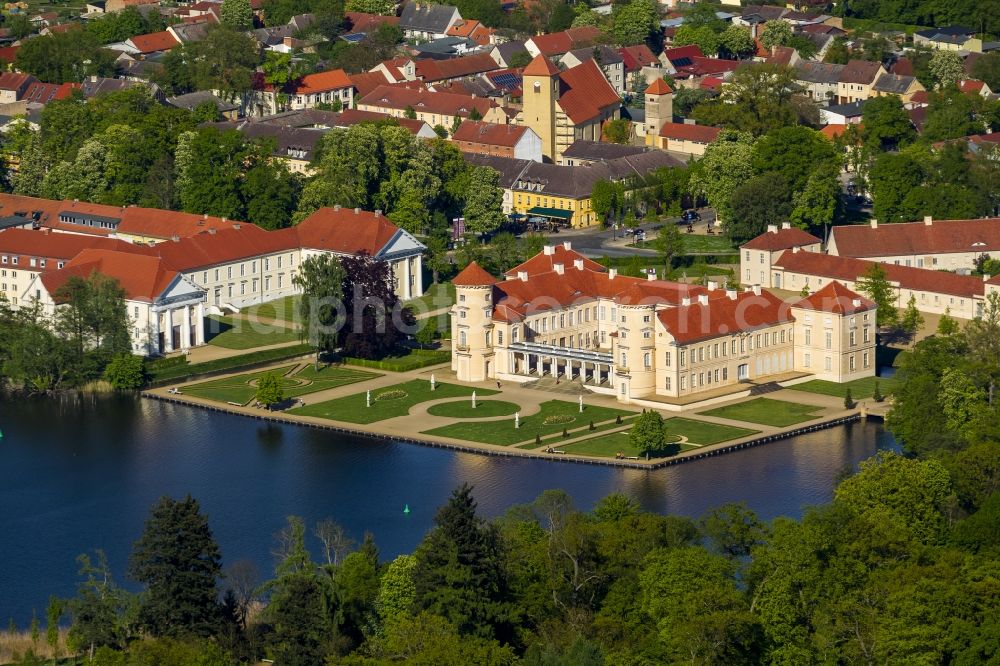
788;376;897;399
662;417;760;446
240;295;301;323
205;316;300;349
405;283;455;312
564;431;695;459
422;400;635;446
699;398;824;427
681;234;736;254
289;380;497;424
183;365;298;404
514;416;638;449
426;400;521;418
182;364;380;405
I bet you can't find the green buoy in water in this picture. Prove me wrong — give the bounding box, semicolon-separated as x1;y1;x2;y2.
403;504;410;515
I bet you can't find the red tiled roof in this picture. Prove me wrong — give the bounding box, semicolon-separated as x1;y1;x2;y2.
0;228;149;266
958;79;985;94
556;59;620;125
773;249;985;299
414;53;499;82
529;26;602;57
523;54;560;77
453;260;498;286
360;85;497;119
152;224;296;272
0;72;32;92
891;57;914;76
645;78;672;95
910;90;930;105
700;76;724;91
129;30;180;54
620;44;657;72
43;249;179;303
345;12;399;35
662;44;704;63
658;289;792;344
292;69;352;95
829;217;1000;258
683;56;739;77
333;108;430;135
117;208;244;240
0;46;20;64
659;122;721;143
505;244;604;277
452;120;529;147
293;207;399;255
793;280;875;315
21;82;66;105
348;71;392;97
766;46;797;66
742;227;822;251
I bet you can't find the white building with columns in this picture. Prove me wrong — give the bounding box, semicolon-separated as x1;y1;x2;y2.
26;249;207;356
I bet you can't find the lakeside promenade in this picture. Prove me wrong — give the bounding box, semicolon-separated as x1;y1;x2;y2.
143;356;877;470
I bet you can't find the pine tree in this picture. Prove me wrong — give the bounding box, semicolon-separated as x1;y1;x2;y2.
128;496;222;637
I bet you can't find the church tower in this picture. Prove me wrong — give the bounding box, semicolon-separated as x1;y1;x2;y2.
644;78;673;147
521;54;560;162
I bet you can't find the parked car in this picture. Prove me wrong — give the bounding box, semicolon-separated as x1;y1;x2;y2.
681;210;701;222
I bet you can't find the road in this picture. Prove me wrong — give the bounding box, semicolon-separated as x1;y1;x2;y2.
533;208;718;259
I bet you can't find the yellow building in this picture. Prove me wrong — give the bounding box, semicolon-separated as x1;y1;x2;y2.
518;55;621;164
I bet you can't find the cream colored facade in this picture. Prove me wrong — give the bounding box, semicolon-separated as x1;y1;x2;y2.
356;100;507;131
451;245;875;404
790;304;875;382
739;224;823;288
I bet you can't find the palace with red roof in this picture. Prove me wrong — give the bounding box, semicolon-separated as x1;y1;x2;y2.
451;242;876;402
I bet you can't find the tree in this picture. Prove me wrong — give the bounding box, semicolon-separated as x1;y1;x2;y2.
591;179;624;225
128;496;222;637
255;372;285;408
413;484;510;641
46;597;63;660
104;354;145;390
900;295;924;337
922;88;992;142
294;253;346;364
844;387;854;409
654;222;683;273
790;163;840;232
692;64;804;135
700;502;766;558
220;0;254;30
718;25;755;60
856;263;897;328
689;130;755;226
824;37;849;64
861;95;916;150
760;20;792;49
346;0;395;13
488;231;521;274
13;29;116;83
939;367;989;442
611;0;659;48
602;118;631;144
971;51;1000;91
53;272;131;363
937;308;960;336
339;253;414;359
674;25;721;56
629;410;665;458
752;125;838;194
929;50;964;89
67;550;134;657
869;152;924;223
727;174;793;245
463;166;505;235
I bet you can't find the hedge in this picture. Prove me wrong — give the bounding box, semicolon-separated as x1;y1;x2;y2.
339;349;451;372
147;344;314;385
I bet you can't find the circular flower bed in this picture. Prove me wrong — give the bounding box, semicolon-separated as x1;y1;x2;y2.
543;414;575;425
376;389;408;401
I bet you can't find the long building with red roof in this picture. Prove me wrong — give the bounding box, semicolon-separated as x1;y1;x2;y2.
451;242;876;401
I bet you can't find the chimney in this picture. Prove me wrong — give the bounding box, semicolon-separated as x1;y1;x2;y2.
870;218;878;229
781;222;791;230
222;217;227;222
233;223;241;230
792;246;801;253
924;215;932;226
608;268;617;279
562;241;572;250
354;207;360;214
752;284;761;296
375;209;382;217
698;293;709;305
707;280;717;291
984;274;991;282
727;288;738;300
574;258;584;270
553;262;564;274
334;204;341;211
767;224;778;234
170;235;180;242
647;271;656;281
682;296;691;306
203;213;208;219
852;298;861;307
518;270;528;282
208;228;217;235
543;245;555;255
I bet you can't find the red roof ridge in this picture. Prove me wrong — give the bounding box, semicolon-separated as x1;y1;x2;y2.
453;261;498;286
645;78;672;95
523;54;560;77
793;280;874;315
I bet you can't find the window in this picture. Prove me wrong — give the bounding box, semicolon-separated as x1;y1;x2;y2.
665;351;671;367
863;352;870;367
849;355;856;371
699;372;704;386
714;369;719;382
643;314;650;323
665;376;671;390
644;353;651;368
265;258;270;271
698;347;704;362
804;353;811;367
680;376;686;390
643;330;651;339
460;310;466;318
805;329;811;345
459;331;467;346
240;283;245;295
459;294;466;302
850;330;856;346
759;252;765;264
133;306;139;318
620;352;627;366
825;331;832;350
278;256;283;268
227;267;232;279
680;351;685;367
240;264;245;277
780;330;785;343
722;367;728;381
745;250;750;261
824;356;832;371
864;327;870;343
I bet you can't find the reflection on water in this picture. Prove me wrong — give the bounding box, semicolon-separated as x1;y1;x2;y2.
0;395;895;623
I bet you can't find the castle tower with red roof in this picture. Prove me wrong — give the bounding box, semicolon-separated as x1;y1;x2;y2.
451;261;499;382
644;78;673;146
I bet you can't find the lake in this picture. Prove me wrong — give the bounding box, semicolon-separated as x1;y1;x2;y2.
0;393;896;624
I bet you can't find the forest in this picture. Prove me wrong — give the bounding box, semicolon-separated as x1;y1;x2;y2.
5;296;998;665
